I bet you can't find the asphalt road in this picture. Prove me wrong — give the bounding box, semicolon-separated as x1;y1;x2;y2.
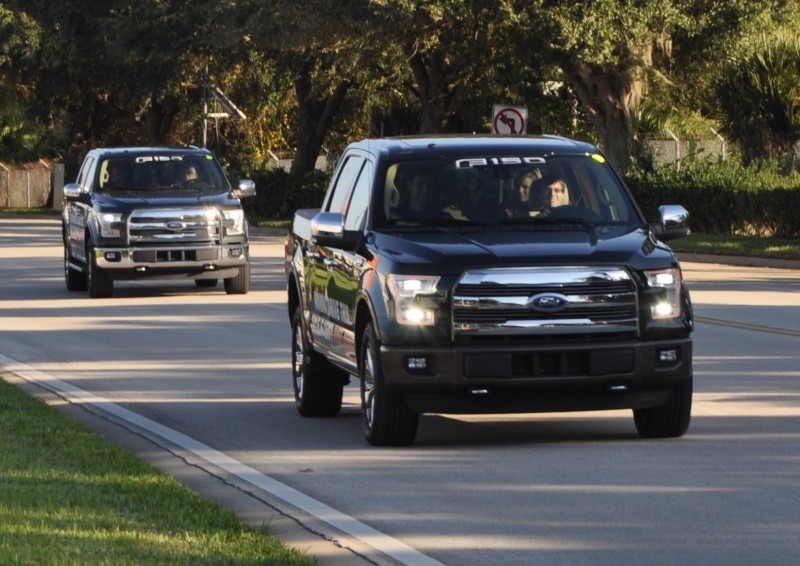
2;216;799;565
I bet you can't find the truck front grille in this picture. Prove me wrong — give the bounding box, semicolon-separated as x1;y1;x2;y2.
128;208;220;244
452;266;639;339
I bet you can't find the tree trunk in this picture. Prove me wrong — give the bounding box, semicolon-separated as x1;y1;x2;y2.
145;95;179;145
406;46;453;134
562;61;642;174
289;62;352;177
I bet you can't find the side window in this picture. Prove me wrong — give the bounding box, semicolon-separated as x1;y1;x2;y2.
326;155;365;213
76;156;96;191
344;161;372;231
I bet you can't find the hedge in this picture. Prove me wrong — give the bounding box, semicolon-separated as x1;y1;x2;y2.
239;159;800;238
625;161;800;238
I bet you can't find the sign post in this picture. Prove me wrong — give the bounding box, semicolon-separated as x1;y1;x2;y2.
492;104;527;135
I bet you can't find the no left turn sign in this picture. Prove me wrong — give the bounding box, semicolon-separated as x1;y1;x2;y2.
492;104;527;134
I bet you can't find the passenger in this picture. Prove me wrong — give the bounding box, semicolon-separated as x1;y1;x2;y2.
505;170;540;218
533;174;570;211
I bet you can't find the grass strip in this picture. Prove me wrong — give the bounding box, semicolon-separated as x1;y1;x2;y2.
669;234;800;261
0;377;313;566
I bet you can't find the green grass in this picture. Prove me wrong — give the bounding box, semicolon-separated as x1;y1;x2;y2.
670;233;800;261
0;378;314;566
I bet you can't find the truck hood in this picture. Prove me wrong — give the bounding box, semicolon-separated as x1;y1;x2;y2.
372;226;677;273
93;190;237;209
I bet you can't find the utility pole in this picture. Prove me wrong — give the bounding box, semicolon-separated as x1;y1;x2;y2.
200;64;245;149
202;64;209;148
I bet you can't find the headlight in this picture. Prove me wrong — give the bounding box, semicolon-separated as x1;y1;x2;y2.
97;212;123;238
223;209;245;236
386;274;440;326
645;268;682;319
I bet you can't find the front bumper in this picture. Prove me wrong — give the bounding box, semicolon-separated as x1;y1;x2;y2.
95;242;248;271
380;337;692;414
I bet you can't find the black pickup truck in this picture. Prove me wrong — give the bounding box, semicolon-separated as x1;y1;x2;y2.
63;146;255;298
285;135;693;446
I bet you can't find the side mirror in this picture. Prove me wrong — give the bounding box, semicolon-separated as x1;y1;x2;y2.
233;179;256;199
651;204;690;241
63;183;83;201
311;211;360;250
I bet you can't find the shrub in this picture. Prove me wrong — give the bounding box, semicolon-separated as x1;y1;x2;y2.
241;168;332;219
625;159;800;237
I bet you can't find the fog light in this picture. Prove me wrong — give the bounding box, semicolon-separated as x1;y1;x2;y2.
229;247;243;258
658;349;679;363
406;357;427;370
104;252;121;262
653;303;674;317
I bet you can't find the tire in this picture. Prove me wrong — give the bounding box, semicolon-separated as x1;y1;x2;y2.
633;378;692;438
86;239;113;298
291;308;344;417
224;262;250;294
195;279;218;288
64;241;87;292
360;322;419;446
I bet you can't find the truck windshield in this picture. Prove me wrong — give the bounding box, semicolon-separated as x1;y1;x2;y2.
97;154;228;192
380;153;640;227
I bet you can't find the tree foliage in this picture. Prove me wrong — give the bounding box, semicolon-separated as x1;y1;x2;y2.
1;0;800;176
714;31;800;166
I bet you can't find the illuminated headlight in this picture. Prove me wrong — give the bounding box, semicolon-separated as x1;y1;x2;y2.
97;212;123;238
645;268;682;319
387;274;440;326
223;209;245;236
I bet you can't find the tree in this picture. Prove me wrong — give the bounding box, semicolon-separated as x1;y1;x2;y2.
715;31;800;166
527;0;796;173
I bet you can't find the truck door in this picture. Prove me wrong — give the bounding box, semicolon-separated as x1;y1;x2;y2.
65;155;97;263
325;159;372;367
307;154;365;361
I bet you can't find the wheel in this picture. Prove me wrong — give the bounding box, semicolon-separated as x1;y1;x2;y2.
360;322;419;446
224;262;250;294
195;279;218;288
64;241;87;291
633;378;692;438
86;239;113;298
291;308;344;417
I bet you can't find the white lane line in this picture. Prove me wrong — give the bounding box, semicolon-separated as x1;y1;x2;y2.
1;354;443;566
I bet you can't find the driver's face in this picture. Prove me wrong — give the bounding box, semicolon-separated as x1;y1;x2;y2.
408;172;433;210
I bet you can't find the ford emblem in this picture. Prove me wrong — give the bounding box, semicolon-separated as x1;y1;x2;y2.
528;292;569;313
165;220;185;231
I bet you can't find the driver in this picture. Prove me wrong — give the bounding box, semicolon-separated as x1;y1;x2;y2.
183;165;199;182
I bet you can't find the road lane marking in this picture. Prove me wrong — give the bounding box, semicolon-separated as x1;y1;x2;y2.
0;353;443;566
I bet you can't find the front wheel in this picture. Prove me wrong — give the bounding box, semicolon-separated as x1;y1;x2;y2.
291;308;344;417
86;240;113;298
64;241;87;291
224;262;250;294
360;323;419;446
633;378;692;438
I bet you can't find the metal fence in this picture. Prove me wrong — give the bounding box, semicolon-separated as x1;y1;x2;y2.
645;134;728;167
